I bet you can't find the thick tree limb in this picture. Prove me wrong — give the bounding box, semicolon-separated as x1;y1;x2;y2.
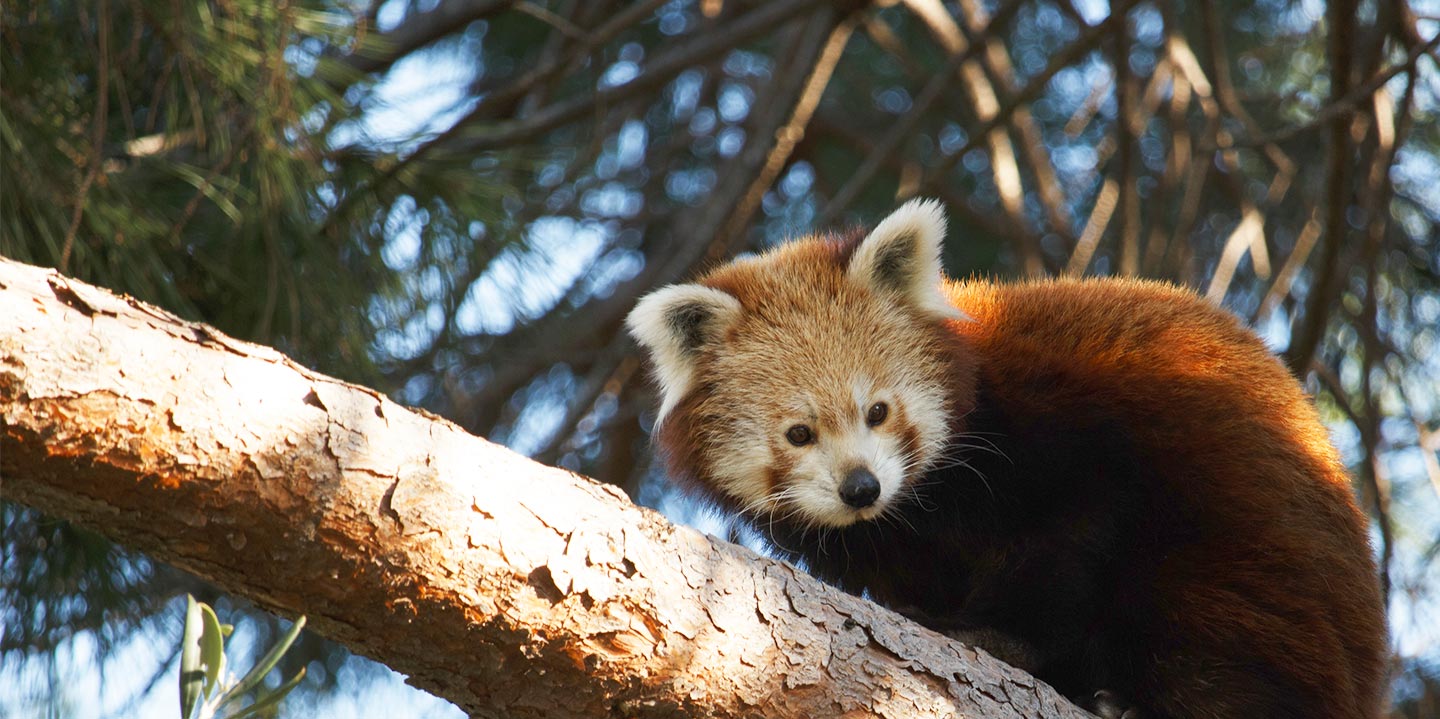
0;257;1089;718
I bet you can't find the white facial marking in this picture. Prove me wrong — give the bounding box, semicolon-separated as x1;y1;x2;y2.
851;379;872;416
706;364;955;530
781;393;909;528
708;414;773;508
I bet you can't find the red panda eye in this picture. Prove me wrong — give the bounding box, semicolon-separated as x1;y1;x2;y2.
785;425;813;446
866;402;889;427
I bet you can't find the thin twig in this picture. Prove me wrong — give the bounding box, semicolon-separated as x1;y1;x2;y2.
473;0;669;120
448;0;829;154
709;13;857;258
814;0;1025;227
1351;59;1416;607
1064;178;1119;277
1285;0;1359;378
955;0;1074;266
1113;9;1139;275
918;0;1140;201
1252;211;1321;325
1204;206;1267;304
514;1;585;39
1197;0;1296;204
809;111;1050;259
515;0;596;117
318;0;826;239
1357;320;1395;606
1203;143;1274;303
61;0;111;272
1140;55;1178;275
901;0;1027;260
698;6;848;259
1142;7;1193;278
534;342;637;466
1064;76;1111;136
1219;30;1439;151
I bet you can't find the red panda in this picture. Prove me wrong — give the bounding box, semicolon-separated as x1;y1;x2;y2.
626;200;1388;718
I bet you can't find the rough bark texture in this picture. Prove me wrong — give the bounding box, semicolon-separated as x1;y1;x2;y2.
0;257;1090;719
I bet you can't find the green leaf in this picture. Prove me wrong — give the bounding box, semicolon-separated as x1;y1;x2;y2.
224;667;307;719
199;603;227;695
217;615;306;710
179;595;205;719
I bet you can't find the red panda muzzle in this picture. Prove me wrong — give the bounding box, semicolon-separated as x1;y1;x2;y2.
838;467;881;509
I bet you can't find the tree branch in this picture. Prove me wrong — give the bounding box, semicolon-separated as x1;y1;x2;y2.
1284;0;1359;378
443;0;831;155
899;0;1038;275
955;0;1075;246
815;0;1029;264
1217;29;1438;151
0;257;1092;719
1112;7;1139;276
919;0;1140;200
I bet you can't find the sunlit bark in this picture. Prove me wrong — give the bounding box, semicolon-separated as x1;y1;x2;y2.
0;257;1089;719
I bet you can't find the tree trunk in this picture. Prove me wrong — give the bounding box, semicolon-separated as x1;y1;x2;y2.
0;257;1089;719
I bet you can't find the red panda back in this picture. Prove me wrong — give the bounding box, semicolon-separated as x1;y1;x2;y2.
948;278;1387;718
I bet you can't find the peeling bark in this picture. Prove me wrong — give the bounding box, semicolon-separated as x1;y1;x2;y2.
0;257;1090;719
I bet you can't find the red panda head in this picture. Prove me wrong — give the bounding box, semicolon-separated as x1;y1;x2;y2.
628;200;976;529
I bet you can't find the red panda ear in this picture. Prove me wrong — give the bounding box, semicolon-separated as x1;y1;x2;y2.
847;198;971;322
626;283;742;421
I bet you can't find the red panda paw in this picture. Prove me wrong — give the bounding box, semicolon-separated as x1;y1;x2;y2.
943;627;1041;674
1087;689;1143;719
887;605;1042;673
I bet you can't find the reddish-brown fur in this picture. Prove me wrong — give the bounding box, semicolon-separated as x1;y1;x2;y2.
943;279;1387;717
647;232;1387;718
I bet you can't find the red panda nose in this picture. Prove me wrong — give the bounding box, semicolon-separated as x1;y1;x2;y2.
839;468;881;509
